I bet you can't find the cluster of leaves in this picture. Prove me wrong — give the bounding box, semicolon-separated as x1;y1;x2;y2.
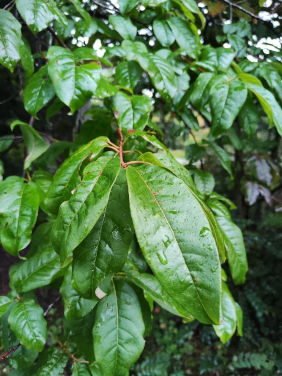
0;0;281;375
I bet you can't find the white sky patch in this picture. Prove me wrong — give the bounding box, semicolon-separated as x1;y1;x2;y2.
93;39;106;57
256;37;281;51
142;89;153;98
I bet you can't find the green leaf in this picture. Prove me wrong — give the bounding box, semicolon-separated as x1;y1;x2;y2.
72;363;92;376
122;40;148;60
47;47;101;112
118;0;140;14
115;61;142;89
35;347;68;376
127;164;221;324
16;0;65;34
190;72;214;110
8;300;47;352
206;199;231;219
209;142;233;177
0;10;23;72
209;191;236;209
45;137;108;215
11;121;49;170
186;144;206;163
0;296;12;318
32;170;53;213
126;266;194;320
213;282;237;344
93;279;145;375
72;168;133;298
247;83;282;136
258;63;282;103
235;302;243;336
0;135;13;152
52;156;121;266
109;15;137;41
137;54;177;101
23;66;55;117
197;47;235;72
0;177;39;256
153;20;175;47
216;216;248;284
60;268;97;320
239;93;259;136
19;38;34;78
10;244;63;292
166;17;200;59
228;34;246;58
210;79;247;137
194;170;215;196
181;0;201;14
70;0;91;25
112;92;152;132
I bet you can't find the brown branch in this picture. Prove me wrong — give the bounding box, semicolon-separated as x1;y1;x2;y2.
47;27;69;49
117;127;127;168
52;333;89;364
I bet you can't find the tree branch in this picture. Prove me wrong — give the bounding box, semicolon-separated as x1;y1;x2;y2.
47;27;69;49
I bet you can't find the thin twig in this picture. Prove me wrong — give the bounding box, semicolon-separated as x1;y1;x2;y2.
0;136;23;141
0;94;16;105
47;27;69;49
44;296;61;317
3;0;15;10
52;333;89;364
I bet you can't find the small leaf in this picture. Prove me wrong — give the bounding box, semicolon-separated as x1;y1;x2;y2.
72;362;92;376
194;170;215;196
93;279;145;376
0;296;11;318
115;61;142;89
190;72;214;110
213;282;238;344
45;137;108;214
127;164;221;324
112;92;152;131
32;170;53;212
186;144;206;163
0;177;39;256
35;347;68;376
8;300;47;352
216;216;248;285
118;0;140;14
52;156;121;266
0;10;23;72
23;66;55;117
19;38;34;78
206;199;231;218
11;121;49;170
243;181;260;206
109;15;137;41
72;168;134;298
153;20;175;47
167;17;200;59
247;83;282;136
210;79;247;137
60;268;97;320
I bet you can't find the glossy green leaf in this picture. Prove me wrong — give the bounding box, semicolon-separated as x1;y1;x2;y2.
0;10;23;72
194;169;215;196
209;142;233;177
126;266;194;320
109;15;137;41
23;66;55;117
235;302;243;336
0;296;12;318
72;168;133;298
153;20;175;47
258;63;282;103
8;300;47;352
197;47;235;72
52;156;121;266
45;137;108;215
216;216;248;284
239;93;259;136
32;170;53;213
190;72;214;110
228;34;246;58
167;17;200;59
209;191;236;209
186;144;206;163
118;0;140;14
178;107;199;131
35;347;68;376
206;199;231;219
115;61;142;89
16;0;66;34
210;80;247;137
1;305;38;371
47;47;101;112
93;279;145;375
11;121;49;170
0;177;39;256
247;83;282;136
70;0;91;25
213;282;238;344
137;54;177;101
60;268;97;320
10;244;62;292
122;40;148;60
112;92;152;132
0;136;13;152
127;164;221;324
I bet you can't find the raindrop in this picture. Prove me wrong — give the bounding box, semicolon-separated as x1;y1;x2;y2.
200;227;210;238
157;251;168;265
